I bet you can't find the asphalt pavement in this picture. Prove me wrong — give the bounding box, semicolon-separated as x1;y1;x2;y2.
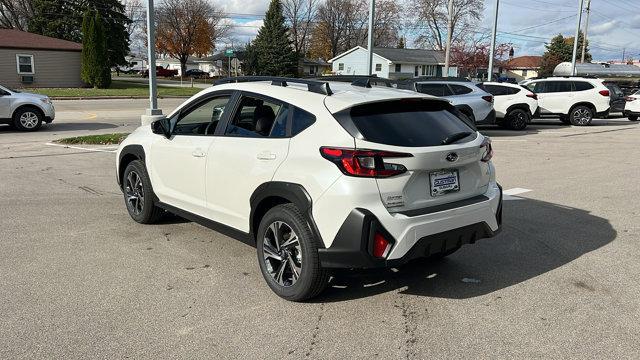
1;99;639;359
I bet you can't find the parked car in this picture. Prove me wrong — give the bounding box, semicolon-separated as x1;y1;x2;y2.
141;66;178;78
521;77;610;126
478;82;538;130
604;82;626;115
624;90;640;121
313;75;394;87
184;69;209;78
398;79;496;125
116;76;503;301
0;84;55;131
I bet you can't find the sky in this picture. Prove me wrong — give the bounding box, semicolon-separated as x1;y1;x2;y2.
212;0;640;61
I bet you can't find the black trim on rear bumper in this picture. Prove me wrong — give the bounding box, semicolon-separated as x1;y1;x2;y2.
475;109;497;125
398;195;489;217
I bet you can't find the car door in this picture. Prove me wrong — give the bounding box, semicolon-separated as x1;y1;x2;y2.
205;93;291;232
0;88;12;118
540;81;573;114
148;92;234;216
483;84;509;117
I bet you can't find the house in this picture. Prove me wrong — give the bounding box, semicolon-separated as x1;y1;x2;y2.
0;29;82;88
328;46;457;79
205;51;246;77
500;55;542;81
155;56;200;76
300;58;331;76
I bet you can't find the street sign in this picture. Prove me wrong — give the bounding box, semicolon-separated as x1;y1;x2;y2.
225;49;234;57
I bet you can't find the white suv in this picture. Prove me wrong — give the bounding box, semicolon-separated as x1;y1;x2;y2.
479;82;538;130
624;90;640;121
116;77;503;301
521;77;610;126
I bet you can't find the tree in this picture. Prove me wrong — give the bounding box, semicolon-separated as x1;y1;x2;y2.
246;0;298;76
156;0;227;76
397;37;405;49
0;0;34;30
410;0;484;50
539;32;591;77
282;0;318;56
81;11;111;88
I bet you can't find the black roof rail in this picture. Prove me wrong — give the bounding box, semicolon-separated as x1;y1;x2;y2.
407;76;472;82
351;78;372;88
214;76;333;95
312;75;394;87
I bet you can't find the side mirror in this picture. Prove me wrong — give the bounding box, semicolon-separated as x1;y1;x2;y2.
151;118;171;139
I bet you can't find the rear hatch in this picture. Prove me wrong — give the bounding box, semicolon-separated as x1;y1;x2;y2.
331;98;491;214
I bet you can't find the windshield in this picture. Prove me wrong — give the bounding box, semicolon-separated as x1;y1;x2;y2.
0;84;18;93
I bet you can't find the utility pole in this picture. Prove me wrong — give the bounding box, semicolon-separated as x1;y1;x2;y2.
443;0;454;77
580;0;591;63
366;0;375;76
142;0;163;125
487;0;499;81
622;48;626;62
571;0;585;76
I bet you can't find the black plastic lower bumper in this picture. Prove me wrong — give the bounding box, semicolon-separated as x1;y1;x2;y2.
476;109;497;125
318;185;503;269
45;116;54;123
624;110;640;116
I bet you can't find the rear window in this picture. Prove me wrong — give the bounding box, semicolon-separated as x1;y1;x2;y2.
573;81;594;91
335;99;476;147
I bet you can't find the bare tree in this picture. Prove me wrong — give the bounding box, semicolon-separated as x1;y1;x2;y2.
410;0;484;50
282;0;318;56
0;0;34;30
155;0;228;75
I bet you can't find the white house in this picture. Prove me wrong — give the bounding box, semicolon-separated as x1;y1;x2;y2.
329;46;457;79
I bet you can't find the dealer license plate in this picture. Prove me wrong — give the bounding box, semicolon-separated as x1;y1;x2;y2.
429;170;460;197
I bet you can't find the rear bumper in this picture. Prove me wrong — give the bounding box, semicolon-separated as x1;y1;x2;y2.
624;110;640;116
475;109;496;125
318;184;503;269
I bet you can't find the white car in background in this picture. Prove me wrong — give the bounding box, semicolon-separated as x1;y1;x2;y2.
479;82;538;130
624;90;640;121
0;84;55;131
521;77;610;126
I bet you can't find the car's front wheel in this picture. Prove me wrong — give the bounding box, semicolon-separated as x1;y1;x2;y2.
570;105;593;126
122;160;164;224
505;108;529;130
257;204;329;301
13;107;43;131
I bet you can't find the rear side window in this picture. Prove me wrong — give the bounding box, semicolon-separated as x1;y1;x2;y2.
573;81;594;91
291;108;316;136
335;99;476;147
449;84;473;95
415;83;452;97
545;81;572;93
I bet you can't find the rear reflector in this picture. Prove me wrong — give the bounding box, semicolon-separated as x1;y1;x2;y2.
482;95;494;103
526;93;538;100
599;90;610;97
320;147;412;178
373;232;391;258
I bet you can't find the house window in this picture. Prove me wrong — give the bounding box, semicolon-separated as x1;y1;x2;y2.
421;65;436;77
414;66;419;77
375;63;382;72
395;64;401;72
16;54;34;74
338;63;344;71
522;69;528;77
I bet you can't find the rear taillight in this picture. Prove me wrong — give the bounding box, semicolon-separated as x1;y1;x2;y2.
599;90;610;97
482;95;494;103
480;137;493;162
372;232;392;258
320;147;412;178
526;93;538;100
625;96;636;102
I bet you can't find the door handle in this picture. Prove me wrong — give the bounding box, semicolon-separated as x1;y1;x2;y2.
192;150;206;158
257;151;276;160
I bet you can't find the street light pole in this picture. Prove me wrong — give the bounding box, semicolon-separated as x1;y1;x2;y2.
443;0;453;78
142;0;163;125
366;0;375;76
580;0;591;63
487;0;499;82
571;0;585;76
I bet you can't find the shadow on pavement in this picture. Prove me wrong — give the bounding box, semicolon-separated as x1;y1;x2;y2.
0;122;119;133
314;198;616;302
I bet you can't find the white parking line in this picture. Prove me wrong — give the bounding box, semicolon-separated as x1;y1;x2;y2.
503;188;532;201
45;142;117;153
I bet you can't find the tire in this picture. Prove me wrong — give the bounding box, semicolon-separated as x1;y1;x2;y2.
559;115;571;125
122;160;164;224
629;115;639;121
256;203;329;301
13;106;43;131
505;108;529;130
569;105;593;126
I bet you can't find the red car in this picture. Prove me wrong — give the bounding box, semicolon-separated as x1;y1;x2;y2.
141;66;178;78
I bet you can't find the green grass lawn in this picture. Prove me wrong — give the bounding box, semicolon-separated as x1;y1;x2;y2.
55;133;130;145
27;80;201;98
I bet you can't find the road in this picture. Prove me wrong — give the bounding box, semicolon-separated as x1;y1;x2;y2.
1;99;639;359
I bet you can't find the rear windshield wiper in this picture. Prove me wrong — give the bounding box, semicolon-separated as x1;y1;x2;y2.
441;131;473;145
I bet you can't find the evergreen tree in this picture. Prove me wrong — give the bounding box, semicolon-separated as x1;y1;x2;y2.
81;11;111;88
247;0;298;76
29;0;130;69
539;32;591;77
397;37;405;49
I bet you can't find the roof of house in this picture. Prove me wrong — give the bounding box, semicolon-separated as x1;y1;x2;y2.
329;46;446;64
301;58;330;66
503;55;542;70
0;29;82;52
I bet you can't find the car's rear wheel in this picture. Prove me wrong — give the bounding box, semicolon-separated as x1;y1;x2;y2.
122;160;164;224
257;204;329;301
629;115;639;121
569;105;593;126
13;107;43;131
505;108;529;130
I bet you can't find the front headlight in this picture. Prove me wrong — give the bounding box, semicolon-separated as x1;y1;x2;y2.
40;97;51;104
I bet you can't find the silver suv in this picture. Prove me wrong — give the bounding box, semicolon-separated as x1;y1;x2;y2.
0;84;55;131
399;79;496;125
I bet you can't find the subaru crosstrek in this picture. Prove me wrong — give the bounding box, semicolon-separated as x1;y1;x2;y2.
116;77;503;301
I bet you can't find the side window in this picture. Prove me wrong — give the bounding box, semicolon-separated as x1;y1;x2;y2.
173;95;231;136
291;108;316;136
395;64;401;72
449;84;473;95
484;85;507;96
545;81;572;93
16;54;34;74
225;95;286;138
531;82;545;93
375;63;382;71
573;81;594;91
506;86;521;95
416;83;452;97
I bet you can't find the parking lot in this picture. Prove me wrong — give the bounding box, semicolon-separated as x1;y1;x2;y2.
1;99;639;359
